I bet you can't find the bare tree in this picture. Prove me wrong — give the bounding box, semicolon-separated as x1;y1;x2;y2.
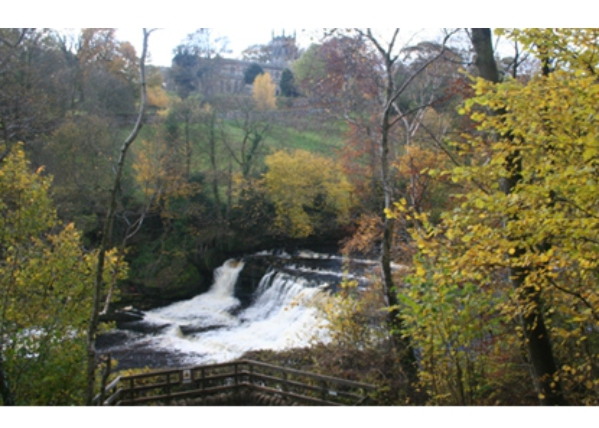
85;28;154;406
222;97;272;181
0;29;55;164
332;29;458;386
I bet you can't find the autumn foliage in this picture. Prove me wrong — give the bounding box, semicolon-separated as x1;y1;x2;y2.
263;149;353;238
0;145;126;405
252;72;277;111
388;28;599;405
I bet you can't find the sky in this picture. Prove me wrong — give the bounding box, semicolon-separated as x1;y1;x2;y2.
6;0;592;69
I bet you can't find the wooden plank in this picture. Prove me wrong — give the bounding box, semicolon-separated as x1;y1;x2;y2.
121;381;171;394
119;384;238;406
103;388;124;406
244;369;367;398
105;377;122;392
92;376;122;404
121;369;181;381
240;360;377;390
121;371;237;395
243;372;364;400
248;384;342;406
129;378;134;402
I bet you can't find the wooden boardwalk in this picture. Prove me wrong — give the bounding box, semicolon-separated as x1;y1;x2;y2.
94;359;377;406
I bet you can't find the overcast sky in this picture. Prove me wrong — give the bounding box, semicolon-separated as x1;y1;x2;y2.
7;1;591;68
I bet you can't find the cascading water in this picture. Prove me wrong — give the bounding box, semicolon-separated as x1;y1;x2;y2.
97;251;368;369
144;259;245;331
162;270;330;364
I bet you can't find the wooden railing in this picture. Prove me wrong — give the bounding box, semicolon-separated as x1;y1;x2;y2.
94;359;377;406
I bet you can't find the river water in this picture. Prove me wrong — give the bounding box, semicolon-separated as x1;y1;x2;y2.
96;250;378;370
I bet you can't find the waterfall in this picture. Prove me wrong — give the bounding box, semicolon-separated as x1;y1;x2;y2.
240;270;326;322
145;266;330;366
97;251;374;369
143;259;245;329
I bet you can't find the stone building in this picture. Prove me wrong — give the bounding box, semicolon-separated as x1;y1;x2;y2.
268;31;299;66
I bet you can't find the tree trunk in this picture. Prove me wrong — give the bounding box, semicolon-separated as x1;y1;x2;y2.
208;110;222;223
85;29;152;406
471;29;500;82
226;156;233;222
379;54;418;386
470;27;567;406
184;116;191;180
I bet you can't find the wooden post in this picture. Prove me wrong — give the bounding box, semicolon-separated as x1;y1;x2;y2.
129;378;134;404
234;362;239;387
166;373;171;405
282;371;288;393
234;362;239;404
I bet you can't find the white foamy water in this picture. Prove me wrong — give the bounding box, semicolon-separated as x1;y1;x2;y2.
140;259;330;366
144;259;245;329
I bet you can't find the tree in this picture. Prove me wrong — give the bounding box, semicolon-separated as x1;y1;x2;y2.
222;96;272;180
302;34;384;214
41;114;119;237
396;28;599;405
199;103;227;222
128;128;204;299
252;72;277;110
293;36;377;110
331;30;458;387
0;145;125;405
0;28;29;73
244;63;264;85
170;44;199;99
264;149;353;238
183;28;230;59
0;29;65;164
241;44;271;63
291;43;326;98
146;66;169;109
61;28;138;115
0;28;31;162
279;68;299;97
170;29;230;99
165;95;205;179
85;29;153;405
470;27;564;406
292;32;460;390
